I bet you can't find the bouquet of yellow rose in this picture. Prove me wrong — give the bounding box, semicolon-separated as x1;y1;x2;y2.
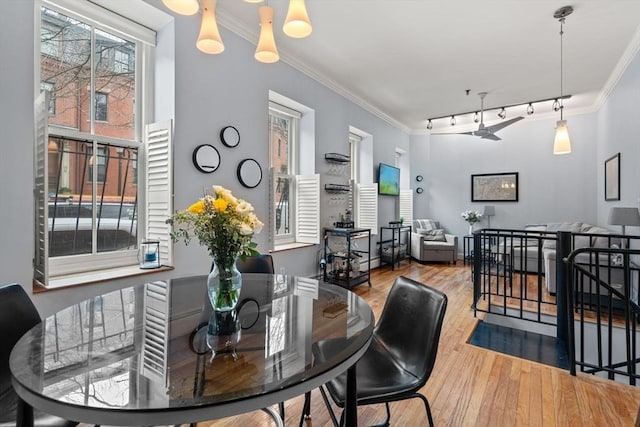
167;185;264;268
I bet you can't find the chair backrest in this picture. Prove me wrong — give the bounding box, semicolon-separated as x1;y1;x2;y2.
236;254;275;274
0;283;41;393
374;276;447;386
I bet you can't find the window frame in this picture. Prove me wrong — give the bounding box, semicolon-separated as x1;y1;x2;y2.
269;106;298;245
36;0;155;279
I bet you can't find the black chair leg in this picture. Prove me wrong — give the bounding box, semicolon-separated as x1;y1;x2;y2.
279;401;285;420
318;386;340;427
415;393;434;427
298;391;312;427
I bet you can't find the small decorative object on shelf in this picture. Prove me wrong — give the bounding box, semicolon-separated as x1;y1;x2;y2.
138;239;161;269
461;210;482;235
167;186;264;311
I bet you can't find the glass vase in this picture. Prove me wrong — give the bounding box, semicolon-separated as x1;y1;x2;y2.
468;224;474;235
207;254;242;311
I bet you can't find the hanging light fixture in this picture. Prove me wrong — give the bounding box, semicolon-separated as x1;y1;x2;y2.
283;0;313;38
473;112;480;123
162;0;312;63
450;116;456;126
497;108;506;119
553;6;573;155
163;0;199;15
255;5;279;63
426;120;433;130
196;0;224;54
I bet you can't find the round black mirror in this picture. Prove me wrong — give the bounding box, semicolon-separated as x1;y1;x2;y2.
416;187;424;194
237;159;262;188
220;126;240;148
416;175;423;182
192;144;220;173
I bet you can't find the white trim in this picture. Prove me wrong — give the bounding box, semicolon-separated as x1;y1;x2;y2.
43;0;156;45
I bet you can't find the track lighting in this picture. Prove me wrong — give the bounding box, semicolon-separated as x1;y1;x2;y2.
426;120;433;130
425;94;571;129
527;103;534;115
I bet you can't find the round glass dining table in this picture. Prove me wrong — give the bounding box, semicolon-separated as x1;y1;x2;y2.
10;274;374;426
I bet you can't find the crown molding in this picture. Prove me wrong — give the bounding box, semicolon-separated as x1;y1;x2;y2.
594;24;640;110
216;10;412;134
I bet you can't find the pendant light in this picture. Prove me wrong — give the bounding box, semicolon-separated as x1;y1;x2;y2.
283;0;313;38
553;6;573;155
255;5;279;63
163;0;199;15
196;0;224;54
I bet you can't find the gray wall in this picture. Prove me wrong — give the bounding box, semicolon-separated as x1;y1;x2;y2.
410;113;599;245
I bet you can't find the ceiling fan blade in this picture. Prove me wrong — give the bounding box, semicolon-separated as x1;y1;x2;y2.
431;131;474;136
485;116;524;133
481;133;501;141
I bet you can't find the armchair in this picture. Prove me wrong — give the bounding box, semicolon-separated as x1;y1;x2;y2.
410;219;458;264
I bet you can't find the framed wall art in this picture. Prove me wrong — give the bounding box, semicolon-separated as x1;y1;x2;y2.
471;172;519;202
605;153;620;201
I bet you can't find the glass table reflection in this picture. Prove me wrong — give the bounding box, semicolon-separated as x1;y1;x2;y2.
10;274;374;426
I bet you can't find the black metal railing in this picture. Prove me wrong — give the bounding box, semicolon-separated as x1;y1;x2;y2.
472;227;640;385
565;245;640;385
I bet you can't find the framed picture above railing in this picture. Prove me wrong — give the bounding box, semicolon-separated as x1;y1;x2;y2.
471;172;519;202
604;153;620;201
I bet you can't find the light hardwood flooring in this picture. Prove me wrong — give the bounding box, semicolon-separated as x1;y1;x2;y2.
90;261;640;426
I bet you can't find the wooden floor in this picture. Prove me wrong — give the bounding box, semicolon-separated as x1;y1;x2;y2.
89;262;640;426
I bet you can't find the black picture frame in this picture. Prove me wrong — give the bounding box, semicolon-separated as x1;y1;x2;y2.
471;172;519;202
605;153;620;201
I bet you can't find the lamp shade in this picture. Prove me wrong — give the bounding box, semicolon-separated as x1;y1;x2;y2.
196;0;224;54
163;0;199;15
608;207;640;227
483;206;495;216
255;6;279;63
553;120;571;154
283;0;312;38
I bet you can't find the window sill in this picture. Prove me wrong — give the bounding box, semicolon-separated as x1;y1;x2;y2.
34;264;174;293
271;242;315;253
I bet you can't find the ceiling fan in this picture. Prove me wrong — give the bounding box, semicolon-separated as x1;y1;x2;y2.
435;92;524;141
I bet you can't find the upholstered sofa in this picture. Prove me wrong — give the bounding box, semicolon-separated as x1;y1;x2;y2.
498;222;619;293
410;219;458;264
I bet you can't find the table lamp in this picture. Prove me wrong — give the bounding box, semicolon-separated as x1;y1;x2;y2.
483;205;495;229
608;207;640;235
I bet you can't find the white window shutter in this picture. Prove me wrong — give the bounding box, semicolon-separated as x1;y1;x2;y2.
295;174;320;244
356;183;378;234
399;189;414;225
145;120;173;266
141;280;170;385
268;168;276;251
34;92;49;285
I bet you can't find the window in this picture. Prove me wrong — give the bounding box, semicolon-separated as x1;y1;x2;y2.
35;1;165;283
268;95;319;249
95;92;108;121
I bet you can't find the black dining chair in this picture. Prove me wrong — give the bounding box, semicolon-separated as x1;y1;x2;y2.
210;253;275;274
0;283;78;427
236;254;275;274
313;276;448;427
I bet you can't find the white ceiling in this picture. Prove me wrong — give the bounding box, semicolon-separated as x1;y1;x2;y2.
215;0;640;132
206;1;640;132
